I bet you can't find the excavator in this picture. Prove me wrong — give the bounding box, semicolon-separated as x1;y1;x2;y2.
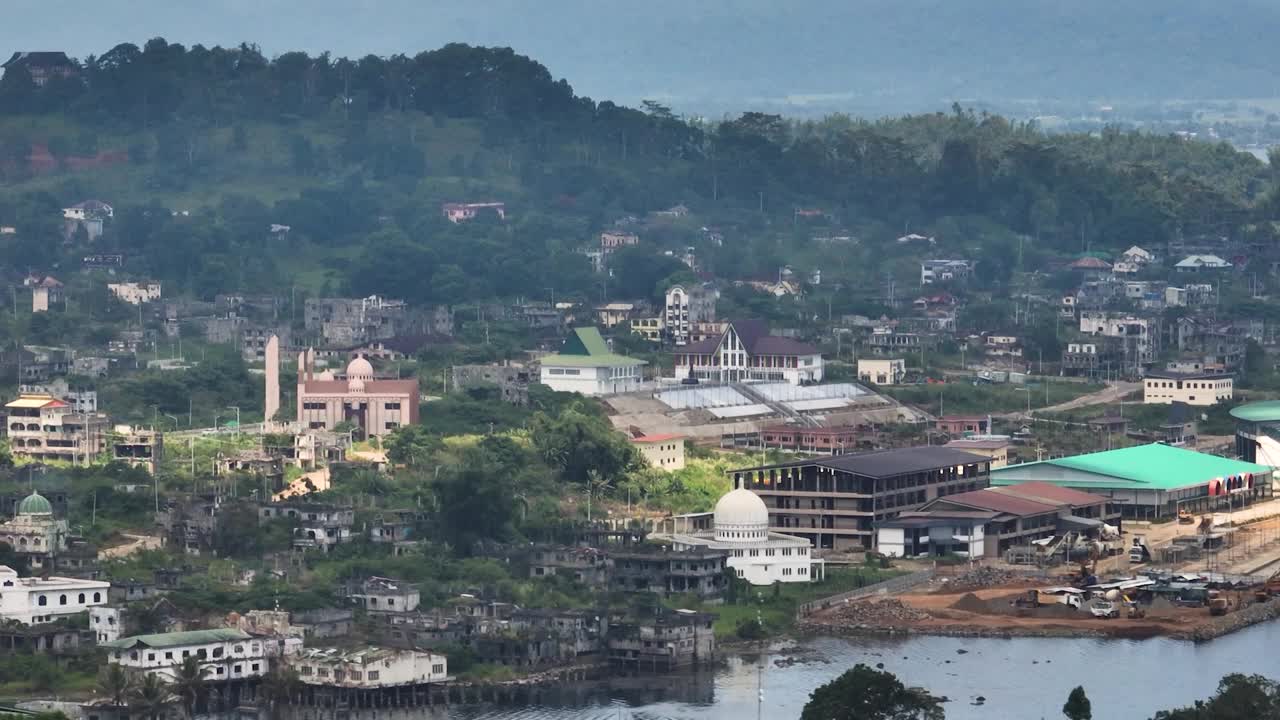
1253;569;1280;602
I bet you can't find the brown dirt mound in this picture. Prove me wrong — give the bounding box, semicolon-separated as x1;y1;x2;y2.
950;592;994;614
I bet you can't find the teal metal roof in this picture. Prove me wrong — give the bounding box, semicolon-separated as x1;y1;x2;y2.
991;443;1273;491
1230;401;1280;423
16;491;52;515
101;628;250;650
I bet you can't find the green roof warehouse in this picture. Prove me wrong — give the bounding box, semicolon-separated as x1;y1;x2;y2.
990;443;1274;520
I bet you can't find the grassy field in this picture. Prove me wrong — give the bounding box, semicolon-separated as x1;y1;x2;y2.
880;379;1104;416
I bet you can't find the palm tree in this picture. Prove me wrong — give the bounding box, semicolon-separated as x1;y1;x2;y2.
256;666;301;720
171;656;208;720
131;673;175;720
97;664;134;707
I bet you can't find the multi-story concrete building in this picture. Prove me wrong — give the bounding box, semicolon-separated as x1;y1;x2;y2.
296;352;419;438
107;282;162;305
103;629;276;682
259;501;355;553
1143;370;1234;406
4;394;108;464
920;259;972;285
528;546;609;588
112;426;164;475
630;433;685;471
291;647;448;687
629;316;662;343
304;296;408;347
25;275;63;313
0;564;109;625
673;320;822;385
857;358;905;385
609;547;728;601
442;202;505;223
730;447;991;551
607;611;716;669
539;327;646;396
346;576;420;613
1078;311;1157;367
664;284;717;346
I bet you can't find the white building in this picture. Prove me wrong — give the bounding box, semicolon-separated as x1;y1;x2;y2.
107;282;162;305
1143;371;1233;406
5;393;110;464
62;200;113;221
629;433;685;471
347;576;420;612
672;319;823;385
920;259;971;285
664;284;717;346
1175;254;1232;272
539;327;646;396
90;606;125;643
103;629;277;681
662;487;823;586
857;358;905;385
0;565;109;625
290;647;448;688
0;491;69;570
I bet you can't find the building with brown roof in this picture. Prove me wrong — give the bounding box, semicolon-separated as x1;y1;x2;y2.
295;349;419;439
731;447;991;551
944;438;1010;468
672;319;822;385
877;481;1109;559
2;52;77;87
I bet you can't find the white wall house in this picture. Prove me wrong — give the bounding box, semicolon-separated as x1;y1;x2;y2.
1143;371;1233;406
539;327;646;396
661;488;824;585
107;282;162;305
877;521;986;559
672;319;823;385
103;628;279;681
90;606;125;643
857;358;905;385
0;565;109;625
290;648;448;688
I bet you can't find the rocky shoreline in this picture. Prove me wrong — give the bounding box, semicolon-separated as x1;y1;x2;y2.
796;598;1280;642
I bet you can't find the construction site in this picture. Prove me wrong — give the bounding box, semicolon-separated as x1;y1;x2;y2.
800;505;1280;641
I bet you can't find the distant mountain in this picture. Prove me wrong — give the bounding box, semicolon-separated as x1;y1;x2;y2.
3;0;1279;113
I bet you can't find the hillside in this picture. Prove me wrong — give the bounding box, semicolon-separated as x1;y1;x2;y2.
5;1;1280;112
0;41;1274;322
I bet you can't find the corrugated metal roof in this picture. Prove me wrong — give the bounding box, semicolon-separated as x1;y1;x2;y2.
993;481;1103;507
5;395;65;409
928;489;1060;517
742;446;987;479
101;628;250;649
992;443;1272;491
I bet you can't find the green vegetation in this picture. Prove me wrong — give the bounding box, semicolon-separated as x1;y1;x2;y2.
800;664;944;720
880;380;1103;416
676;565;904;640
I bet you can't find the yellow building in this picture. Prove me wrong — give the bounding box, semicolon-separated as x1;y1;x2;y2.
630;434;685;471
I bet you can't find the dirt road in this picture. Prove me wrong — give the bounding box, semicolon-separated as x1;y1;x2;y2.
98;533;162;560
1000;381;1139;419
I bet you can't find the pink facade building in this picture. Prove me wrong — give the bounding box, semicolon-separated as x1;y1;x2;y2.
296;350;419;439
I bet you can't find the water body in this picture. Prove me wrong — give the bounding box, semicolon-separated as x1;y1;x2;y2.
347;622;1280;720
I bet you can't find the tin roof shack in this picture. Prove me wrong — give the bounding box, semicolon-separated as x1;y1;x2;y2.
608;610;717;670
259;502;354;553
731;447;991;551
290;608;354;640
528;545;610;589
290;647;449;688
609;546;728;602
346;576;420;614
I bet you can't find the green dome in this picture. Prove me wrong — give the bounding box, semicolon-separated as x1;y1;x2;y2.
16;491;52;516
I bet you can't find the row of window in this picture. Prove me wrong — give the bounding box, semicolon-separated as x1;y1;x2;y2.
547;368;581;376
303;401;404;410
299;666;380;681
36;591;101;606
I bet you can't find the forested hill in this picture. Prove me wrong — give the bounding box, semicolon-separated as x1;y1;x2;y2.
0;40;1274;315
4;0;1279;108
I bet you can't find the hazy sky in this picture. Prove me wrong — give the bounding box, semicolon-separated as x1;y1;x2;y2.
4;1;1278;113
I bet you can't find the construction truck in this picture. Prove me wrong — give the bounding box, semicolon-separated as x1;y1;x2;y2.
1207;590;1229;617
1128;536;1151;564
1178;509;1195;525
1253;570;1280;602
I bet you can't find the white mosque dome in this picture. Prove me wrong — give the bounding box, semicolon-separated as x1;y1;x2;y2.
346;356;374;380
714;487;769;542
